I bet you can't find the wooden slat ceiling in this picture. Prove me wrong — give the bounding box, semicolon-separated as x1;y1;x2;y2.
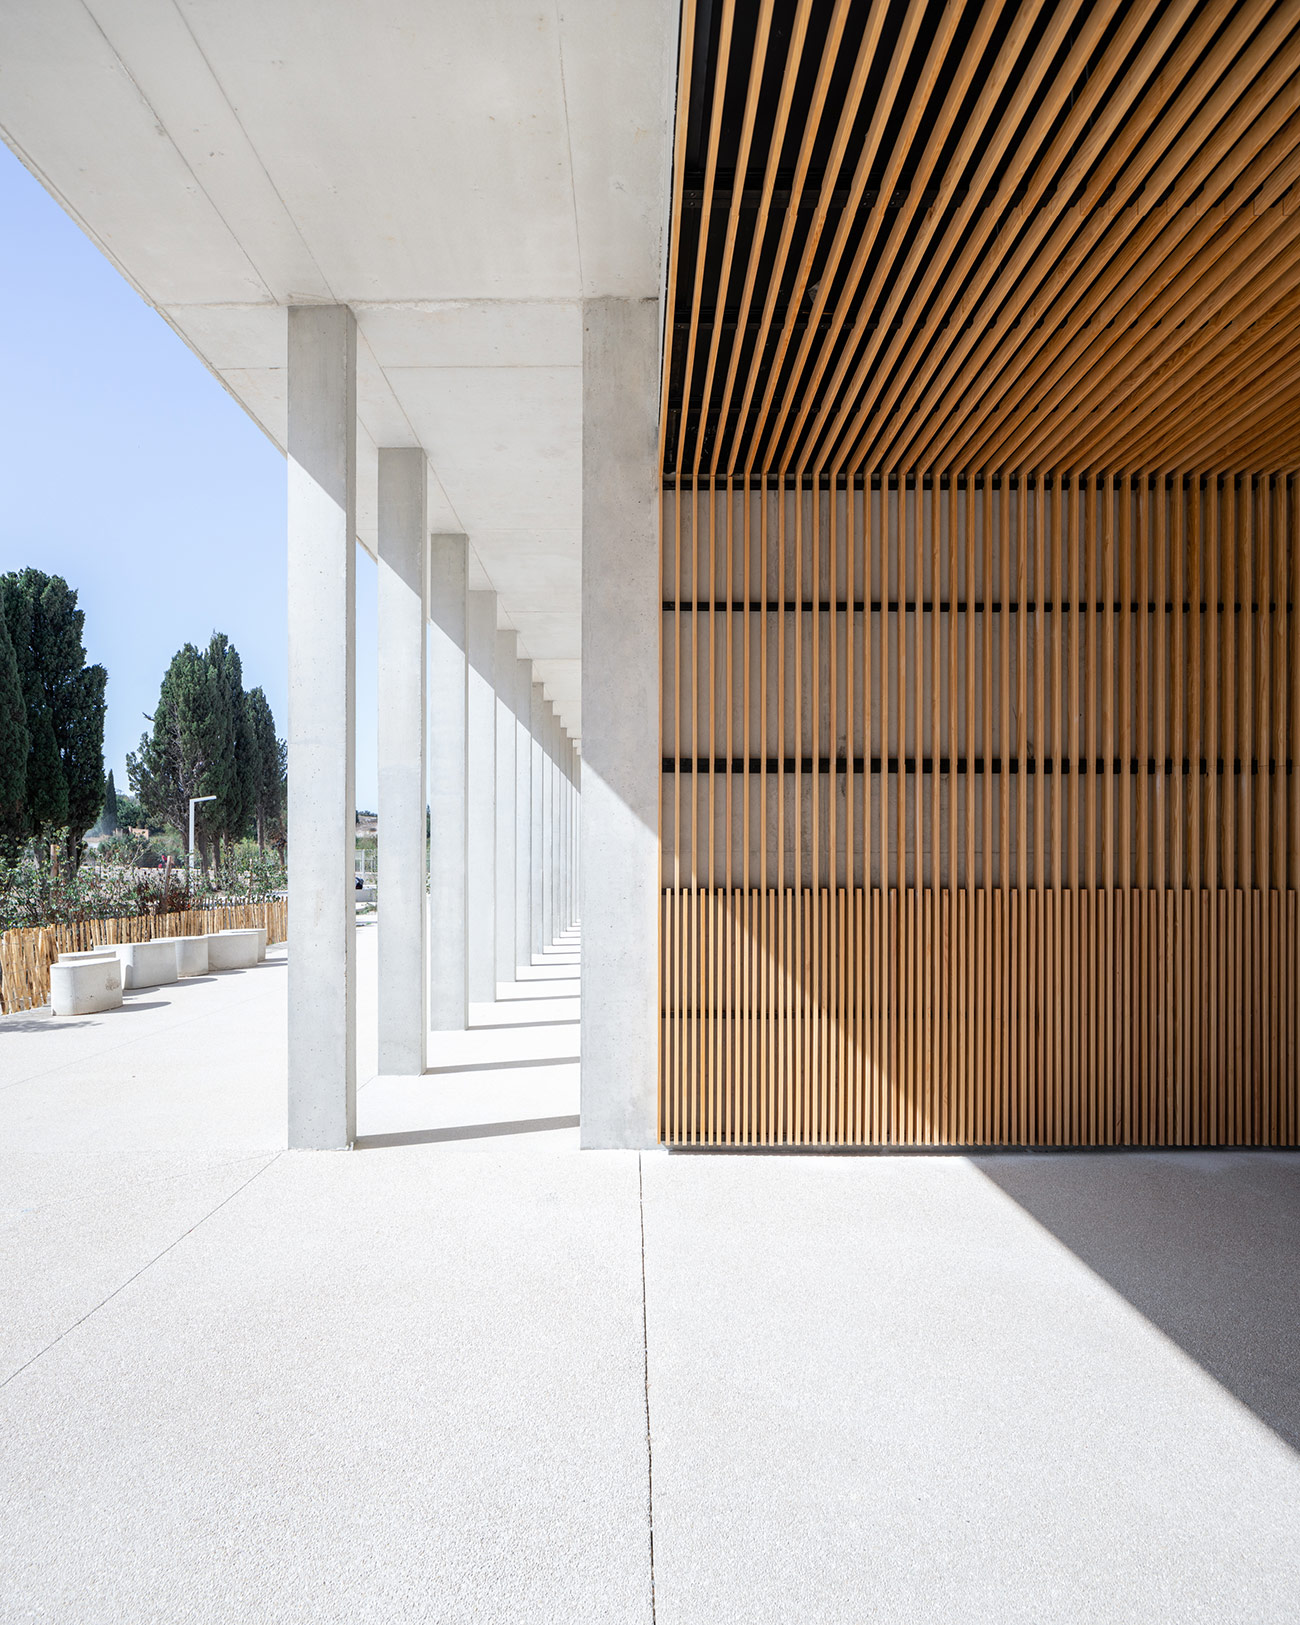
661;0;1300;481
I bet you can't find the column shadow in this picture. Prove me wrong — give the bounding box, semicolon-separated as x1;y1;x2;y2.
355;1114;580;1149
974;1151;1300;1452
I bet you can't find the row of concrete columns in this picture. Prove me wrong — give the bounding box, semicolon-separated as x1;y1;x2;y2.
285;298;655;1151
380;526;579;1078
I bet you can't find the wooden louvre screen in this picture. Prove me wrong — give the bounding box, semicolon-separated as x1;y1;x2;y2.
655;0;1300;1146
661;886;1298;1147
659;477;1300;1146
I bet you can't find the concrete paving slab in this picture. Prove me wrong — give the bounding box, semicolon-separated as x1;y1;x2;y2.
358;1068;579;1148
1;950;289;1154
0;1148;651;1625
6;919;1299;1624
0;1151;275;1381
640;1152;1300;1625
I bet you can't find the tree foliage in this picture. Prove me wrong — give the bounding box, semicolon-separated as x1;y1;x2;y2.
129;635;285;867
0;605;29;862
0;568;107;865
129;643;219;859
245;686;286;853
99;768;119;835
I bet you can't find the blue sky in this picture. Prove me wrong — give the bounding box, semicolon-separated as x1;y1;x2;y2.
0;145;379;811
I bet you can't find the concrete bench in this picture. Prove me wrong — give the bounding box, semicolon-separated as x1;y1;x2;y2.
166;935;209;977
109;939;180;989
208;929;260;971
50;956;123;1015
213;926;265;962
56;948;120;965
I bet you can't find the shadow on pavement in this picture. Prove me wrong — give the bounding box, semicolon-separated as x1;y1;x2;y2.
423;1055;580;1076
974;1151;1300;1453
355;1114;580;1149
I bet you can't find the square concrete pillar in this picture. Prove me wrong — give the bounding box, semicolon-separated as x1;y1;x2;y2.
567;736;576;928
580;296;660;1148
494;629;517;989
467;590;497;1005
576;740;582;923
551;712;563;934
429;534;468;1031
541;699;556;950
530;682;546;960
287;304;357;1150
377;447;428;1075
515;656;533;975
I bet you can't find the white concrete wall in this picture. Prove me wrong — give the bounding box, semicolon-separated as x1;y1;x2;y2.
286;305;357;1149
429;533;468;1030
579;296;660;1148
377;447;428;1075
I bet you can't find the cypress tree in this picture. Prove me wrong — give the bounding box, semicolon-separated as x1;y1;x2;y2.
0;604;29;861
100;769;119;835
0;569;107;865
206;633;254;865
27;706;68;836
128;643;220;867
245;686;285;852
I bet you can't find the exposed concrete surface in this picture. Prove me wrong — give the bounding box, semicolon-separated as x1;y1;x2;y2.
641;1152;1300;1625
580;296;660;1149
3;937;1299;1622
286;303;356;1149
0;4;684;733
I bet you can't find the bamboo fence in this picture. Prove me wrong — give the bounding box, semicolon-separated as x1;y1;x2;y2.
0;898;288;1014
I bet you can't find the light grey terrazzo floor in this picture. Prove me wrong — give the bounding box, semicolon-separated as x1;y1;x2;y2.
2;922;1297;1622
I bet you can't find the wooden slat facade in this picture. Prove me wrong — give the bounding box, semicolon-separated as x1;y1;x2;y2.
657;0;1300;1146
660;478;1298;1145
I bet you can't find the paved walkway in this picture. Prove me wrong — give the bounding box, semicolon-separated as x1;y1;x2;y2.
2;924;1299;1622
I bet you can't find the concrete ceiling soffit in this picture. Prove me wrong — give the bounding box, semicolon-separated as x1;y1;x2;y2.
83;0;332;301
172;0;583;302
0;0;273;305
557;0;679;299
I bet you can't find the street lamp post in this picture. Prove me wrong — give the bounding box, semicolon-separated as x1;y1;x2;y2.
188;795;217;891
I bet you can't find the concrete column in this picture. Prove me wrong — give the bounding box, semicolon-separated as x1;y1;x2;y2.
530;682;545;960
552;715;562;936
567;738;577;928
575;741;585;923
494;629;517;990
541;701;555;950
377;448;428;1075
574;744;582;927
581;296;660;1148
561;738;570;929
566;735;574;929
287;305;356;1150
466;590;497;1005
429;534;468;1031
514;657;533;975
551;712;562;936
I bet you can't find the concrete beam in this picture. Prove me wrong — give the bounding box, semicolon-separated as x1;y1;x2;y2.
377;447;428;1075
287;304;357;1150
580;296;660;1148
429;533;468;1031
466;590;497;1005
